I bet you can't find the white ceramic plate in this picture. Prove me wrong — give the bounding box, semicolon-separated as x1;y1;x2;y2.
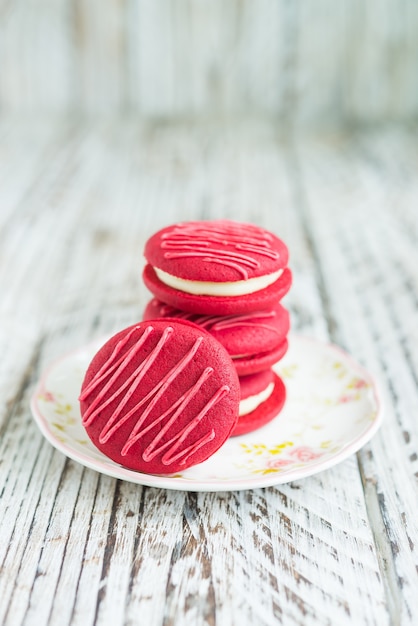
30;334;383;492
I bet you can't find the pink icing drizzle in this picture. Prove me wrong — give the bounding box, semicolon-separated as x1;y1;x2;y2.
156;302;282;336
81;325;230;465
80;326;156;425
160;221;280;279
100;334;204;444
79;326;147;402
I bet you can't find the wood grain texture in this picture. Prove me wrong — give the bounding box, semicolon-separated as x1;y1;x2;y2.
295;130;418;623
0;120;417;626
1;1;418;124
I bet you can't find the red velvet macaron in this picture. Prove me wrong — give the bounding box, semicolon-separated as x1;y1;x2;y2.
79;319;240;474
232;369;286;437
143;298;290;375
143;220;292;315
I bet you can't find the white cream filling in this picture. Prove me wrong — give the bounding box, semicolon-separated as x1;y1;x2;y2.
154;267;283;297
239;381;275;417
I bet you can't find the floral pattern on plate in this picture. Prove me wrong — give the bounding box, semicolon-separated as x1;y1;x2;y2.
31;334;382;491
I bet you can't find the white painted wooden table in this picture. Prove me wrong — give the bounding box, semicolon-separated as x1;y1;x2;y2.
1;119;417;626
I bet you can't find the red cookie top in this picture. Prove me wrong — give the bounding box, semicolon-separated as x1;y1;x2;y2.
79;319;240;474
144;220;289;283
143;299;290;359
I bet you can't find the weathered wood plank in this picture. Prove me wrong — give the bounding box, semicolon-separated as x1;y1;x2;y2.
1;1;418;124
295;130;418;623
73;0;126;114
1;121;416;626
0;0;74;112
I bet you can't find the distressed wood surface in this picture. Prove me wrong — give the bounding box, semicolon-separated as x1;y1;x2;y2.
0;119;417;626
1;0;418;126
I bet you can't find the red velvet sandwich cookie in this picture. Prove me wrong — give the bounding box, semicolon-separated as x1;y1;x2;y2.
79;319;240;474
232;369;286;437
143;220;292;315
143;298;290;376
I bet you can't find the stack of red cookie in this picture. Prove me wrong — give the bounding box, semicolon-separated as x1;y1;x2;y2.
142;220;292;437
79;220;292;475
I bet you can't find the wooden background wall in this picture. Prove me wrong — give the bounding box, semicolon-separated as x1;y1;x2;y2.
1;0;418;126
